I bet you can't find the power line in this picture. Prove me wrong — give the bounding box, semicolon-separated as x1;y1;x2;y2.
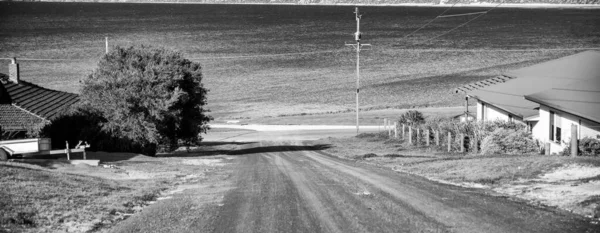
188;49;339;60
414;2;504;45
437;11;488;18
402;3;457;40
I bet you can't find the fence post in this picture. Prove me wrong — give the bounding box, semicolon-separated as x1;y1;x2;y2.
402;124;406;140
460;133;465;153
65;141;70;160
545;143;551;155
416;128;420;145
435;130;440;146
447;132;452;152
409;127;413;145
571;124;578;157
473;134;479;154
389;125;392;137
394;122;398;138
426;129;430;146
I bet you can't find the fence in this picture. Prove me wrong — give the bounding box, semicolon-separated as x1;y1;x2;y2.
380;118;583;156
381;118;482;154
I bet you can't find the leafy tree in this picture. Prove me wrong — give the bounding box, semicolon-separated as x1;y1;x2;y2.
398;110;425;126
80;45;211;152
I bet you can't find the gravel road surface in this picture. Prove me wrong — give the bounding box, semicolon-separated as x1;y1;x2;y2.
207;141;596;233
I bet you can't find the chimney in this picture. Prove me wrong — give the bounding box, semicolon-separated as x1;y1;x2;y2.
8;57;19;84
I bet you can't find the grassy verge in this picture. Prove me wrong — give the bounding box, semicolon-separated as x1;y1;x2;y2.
315;132;600;219
0;145;236;233
0;162;167;233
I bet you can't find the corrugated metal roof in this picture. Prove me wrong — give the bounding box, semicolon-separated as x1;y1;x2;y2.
454;75;515;94
458;50;600;119
0;104;46;132
2;80;79;120
525;78;600;124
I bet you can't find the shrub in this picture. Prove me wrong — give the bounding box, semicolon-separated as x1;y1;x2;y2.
480;128;539;155
39;110;158;156
560;137;600;156
580;137;600;156
80;45;211;152
398;110;425;127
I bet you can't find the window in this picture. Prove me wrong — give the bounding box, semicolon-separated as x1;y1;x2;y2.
549;111;554;141
555;113;561;142
549;111;561;143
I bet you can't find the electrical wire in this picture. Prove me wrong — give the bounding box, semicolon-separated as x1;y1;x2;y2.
402;3;458;40
413;2;504;45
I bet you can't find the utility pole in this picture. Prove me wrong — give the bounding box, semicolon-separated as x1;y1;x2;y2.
105;36;109;54
346;7;371;134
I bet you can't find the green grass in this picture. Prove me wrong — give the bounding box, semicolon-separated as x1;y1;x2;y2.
1;3;599;119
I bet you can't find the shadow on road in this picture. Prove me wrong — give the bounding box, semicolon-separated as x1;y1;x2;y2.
227;144;332;155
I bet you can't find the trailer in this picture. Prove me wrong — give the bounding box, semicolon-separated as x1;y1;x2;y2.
0;138;90;161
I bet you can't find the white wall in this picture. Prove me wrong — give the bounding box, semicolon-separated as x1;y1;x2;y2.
476;100;518;122
535;106;600;154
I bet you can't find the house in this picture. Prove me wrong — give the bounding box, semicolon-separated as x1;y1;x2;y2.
456;50;600;154
524;78;600;154
0;58;79;139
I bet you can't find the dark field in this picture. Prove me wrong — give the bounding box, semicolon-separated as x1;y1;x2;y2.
1;3;599;119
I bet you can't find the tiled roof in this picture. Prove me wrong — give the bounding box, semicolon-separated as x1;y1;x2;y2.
0;104;46;132
1;80;79;120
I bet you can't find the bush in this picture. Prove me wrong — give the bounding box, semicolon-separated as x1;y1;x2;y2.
398;110;425;127
560;137;600;156
39;110;158;156
80;45;211;152
580;137;600;156
480;128;539;155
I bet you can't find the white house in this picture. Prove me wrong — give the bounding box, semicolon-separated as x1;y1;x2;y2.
456;50;600;154
524;78;600;154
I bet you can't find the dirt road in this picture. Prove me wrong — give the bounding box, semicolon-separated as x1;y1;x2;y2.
203;141;596;233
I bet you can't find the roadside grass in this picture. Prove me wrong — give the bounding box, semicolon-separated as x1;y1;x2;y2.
0;147;236;233
318;133;600;185
0;162;167;233
1;4;598;119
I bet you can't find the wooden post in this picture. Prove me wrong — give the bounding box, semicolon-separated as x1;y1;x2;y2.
394;122;398;138
409;127;413;145
460;133;465;153
402;124;406;140
435;130;440;146
571;124;578;157
447;132;452;152
426;129;430;146
473;134;479;154
545;143;551;155
65;141;70;160
416;128;420;145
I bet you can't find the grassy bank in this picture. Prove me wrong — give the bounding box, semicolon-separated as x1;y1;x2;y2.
315;133;600;220
0;148;235;233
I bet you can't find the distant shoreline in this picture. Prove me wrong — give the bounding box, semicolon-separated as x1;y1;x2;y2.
2;1;600;9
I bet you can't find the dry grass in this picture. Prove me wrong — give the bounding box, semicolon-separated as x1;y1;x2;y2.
317;133;600;185
0;146;236;232
1;3;599;119
0;162;167;233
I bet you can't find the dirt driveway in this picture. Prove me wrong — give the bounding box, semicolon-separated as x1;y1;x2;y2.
112;140;597;233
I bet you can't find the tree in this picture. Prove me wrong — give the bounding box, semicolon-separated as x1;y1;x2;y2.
80;45;211;152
